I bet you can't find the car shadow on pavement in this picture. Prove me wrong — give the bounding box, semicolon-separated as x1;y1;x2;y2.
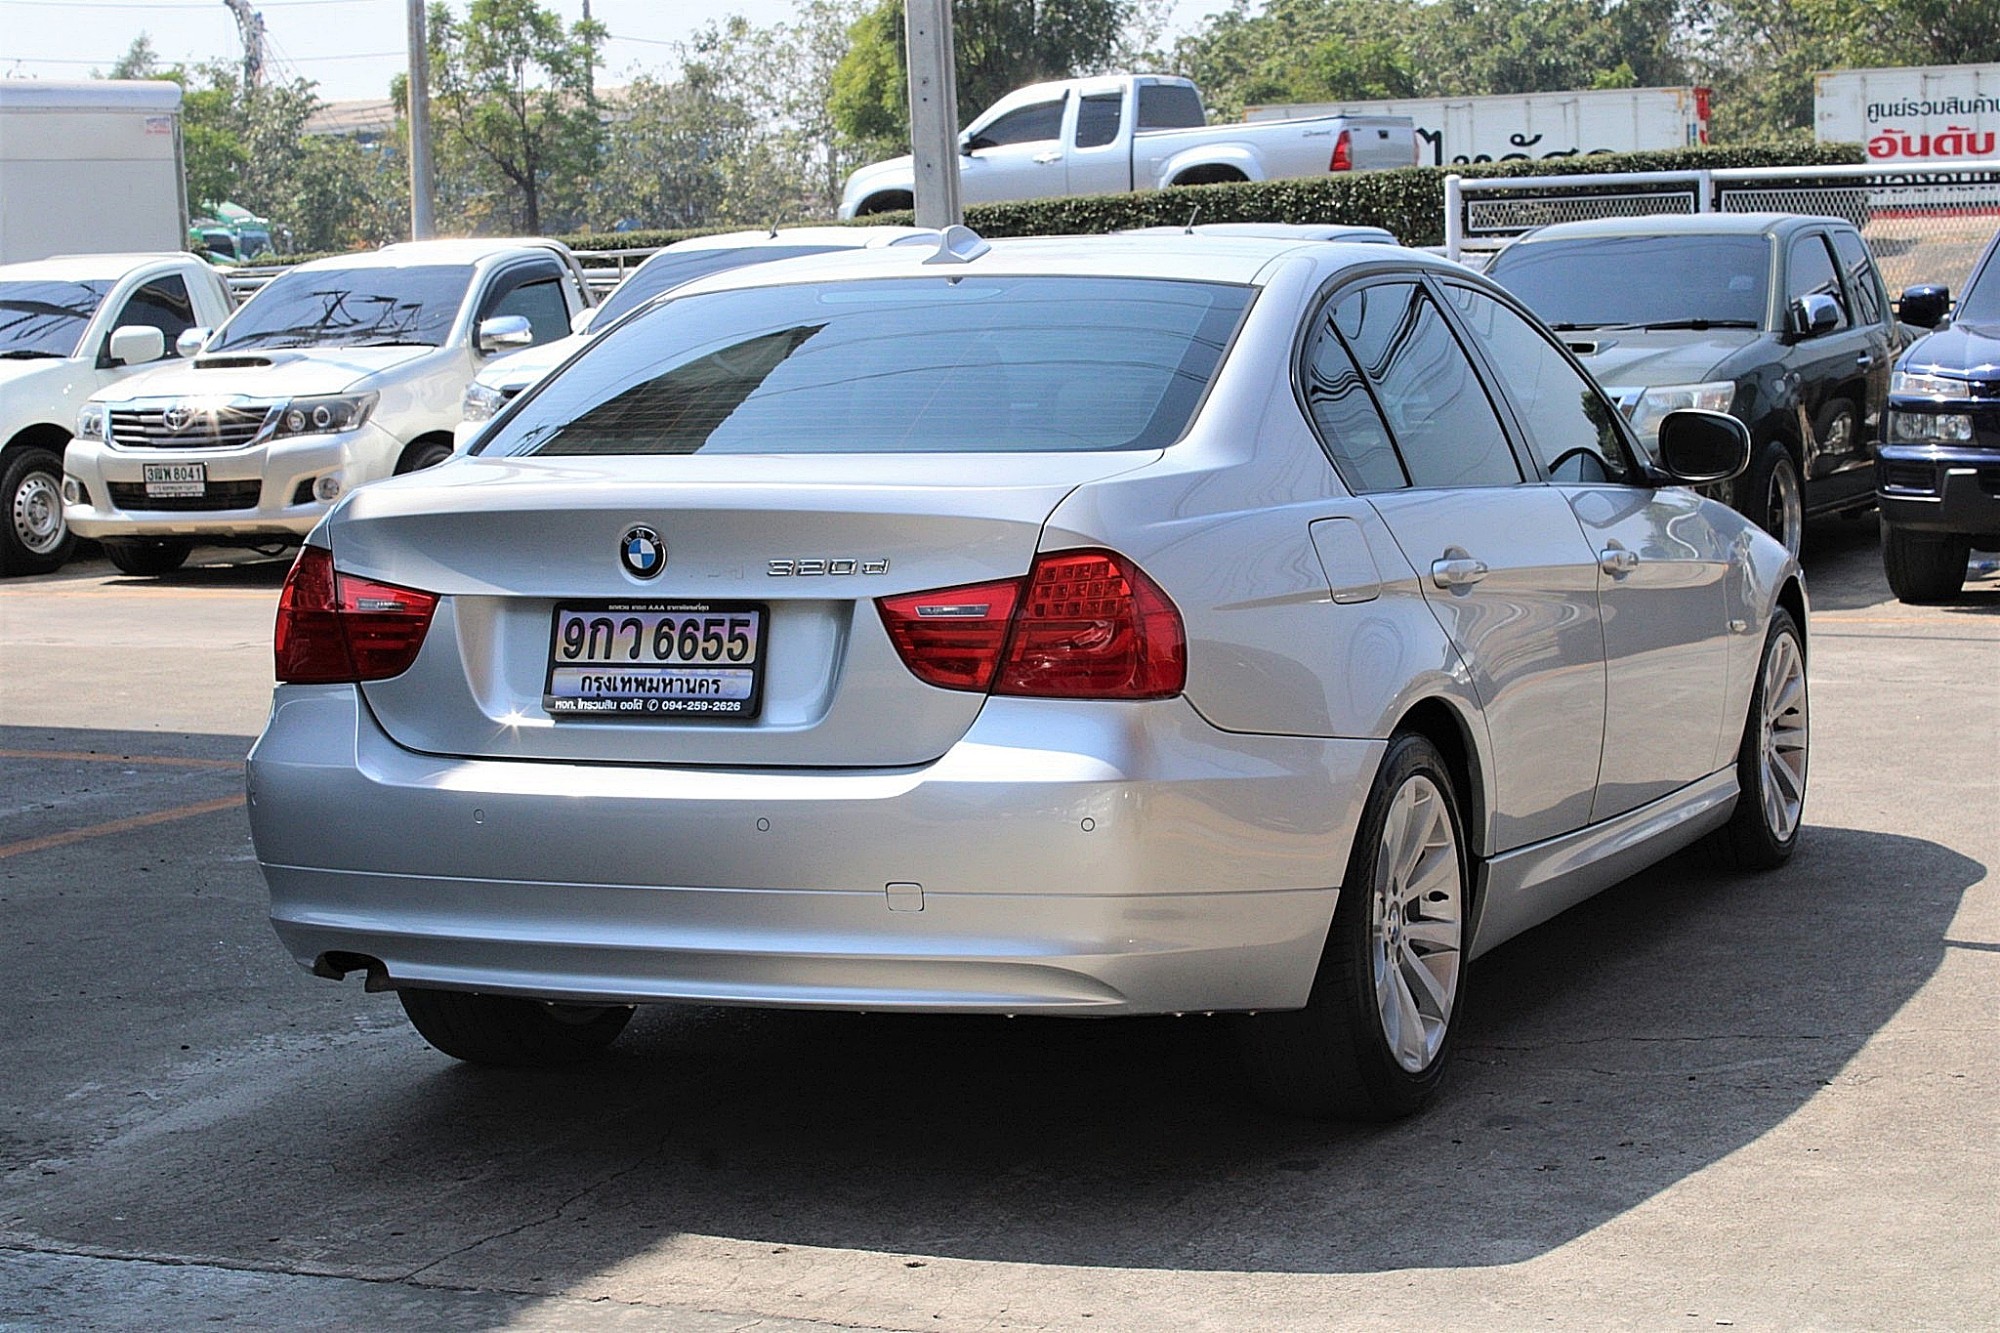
215;821;1974;1282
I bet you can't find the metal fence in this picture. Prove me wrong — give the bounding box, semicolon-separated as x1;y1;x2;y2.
221;245;658;303
1445;160;2000;295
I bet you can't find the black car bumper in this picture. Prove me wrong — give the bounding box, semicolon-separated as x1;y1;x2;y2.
1876;445;2000;541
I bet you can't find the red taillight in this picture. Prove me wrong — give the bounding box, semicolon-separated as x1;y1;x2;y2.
274;545;439;684
877;549;1185;700
1330;129;1353;172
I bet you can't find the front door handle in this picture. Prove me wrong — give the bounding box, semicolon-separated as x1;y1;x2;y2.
1856;352;1876;368
1430;555;1489;589
1032;151;1063;164
1600;546;1640;577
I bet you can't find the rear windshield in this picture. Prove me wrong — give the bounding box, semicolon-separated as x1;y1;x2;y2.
209;263;473;351
0;279;110;359
596;245;847;324
1488;234;1772;330
479;276;1253;457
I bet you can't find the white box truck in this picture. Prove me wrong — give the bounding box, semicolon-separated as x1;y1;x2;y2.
0;80;188;263
1244;86;1710;168
1815;63;2000;162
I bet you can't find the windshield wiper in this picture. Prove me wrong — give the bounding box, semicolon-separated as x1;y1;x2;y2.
1546;322;1611;331
1605;319;1760;331
0;349;61;359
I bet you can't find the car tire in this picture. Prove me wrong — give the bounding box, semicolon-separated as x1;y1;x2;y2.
1237;733;1469;1121
100;537;193;577
1;447;76;576
398;988;634;1066
395;438;454;474
1716;607;1809;872
1881;523;1969;603
1737;439;1803;559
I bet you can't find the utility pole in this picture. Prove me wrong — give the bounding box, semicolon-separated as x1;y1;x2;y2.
902;0;961;228
405;0;435;240
580;0;593;101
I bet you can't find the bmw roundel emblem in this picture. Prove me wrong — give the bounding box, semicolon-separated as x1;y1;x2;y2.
620;525;665;579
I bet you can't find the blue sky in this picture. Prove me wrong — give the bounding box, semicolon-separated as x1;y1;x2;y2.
1;0;1229;104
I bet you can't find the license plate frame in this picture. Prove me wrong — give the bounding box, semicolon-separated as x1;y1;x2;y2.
543;600;769;723
142;462;206;498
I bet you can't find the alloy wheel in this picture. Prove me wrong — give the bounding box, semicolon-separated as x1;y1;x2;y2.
1767;458;1804;559
1369;774;1463;1073
1758;631;1809;841
11;468;65;557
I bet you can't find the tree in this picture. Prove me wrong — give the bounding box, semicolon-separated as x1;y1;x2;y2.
425;0;605;234
107;34;160;80
591;67;784;230
830;0;1133;146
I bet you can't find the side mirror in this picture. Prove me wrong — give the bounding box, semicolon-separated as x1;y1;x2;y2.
175;327;212;359
1656;409;1751;485
570;306;597;337
477;314;535;354
1787;293;1841;339
107;325;166;366
1897;284;1951;330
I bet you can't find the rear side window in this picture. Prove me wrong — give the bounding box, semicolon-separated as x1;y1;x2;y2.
1301;310;1405;492
599;246;844;323
1787;234;1851;329
1830;230;1885;325
1138;83;1205;130
1075;93;1123;149
483;276;1253;457
1327;283;1521;489
973;99;1065;148
112;275;197;355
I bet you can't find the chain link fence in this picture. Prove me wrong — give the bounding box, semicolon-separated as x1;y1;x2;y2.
1448;161;2000;296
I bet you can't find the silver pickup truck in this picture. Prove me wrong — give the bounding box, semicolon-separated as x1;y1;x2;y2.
838;74;1416;218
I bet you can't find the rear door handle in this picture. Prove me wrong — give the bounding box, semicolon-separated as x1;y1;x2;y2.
1600;547;1640;577
1430;556;1489;589
1856;352;1876;368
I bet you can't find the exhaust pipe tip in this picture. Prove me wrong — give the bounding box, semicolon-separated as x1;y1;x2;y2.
312;951;393;991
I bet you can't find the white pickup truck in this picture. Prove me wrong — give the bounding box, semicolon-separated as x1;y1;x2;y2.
0;251;234;575
838;74;1416;218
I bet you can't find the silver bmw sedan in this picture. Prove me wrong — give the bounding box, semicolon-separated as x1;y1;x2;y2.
246;229;1808;1120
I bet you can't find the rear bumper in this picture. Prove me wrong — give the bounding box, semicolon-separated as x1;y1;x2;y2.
61;423;402;540
1876;445;2000;541
247;687;1382;1014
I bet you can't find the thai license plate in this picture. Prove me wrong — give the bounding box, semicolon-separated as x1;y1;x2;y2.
143;462;205;498
544;601;767;722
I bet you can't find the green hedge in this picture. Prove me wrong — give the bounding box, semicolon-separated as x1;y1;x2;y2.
259;141;1864;267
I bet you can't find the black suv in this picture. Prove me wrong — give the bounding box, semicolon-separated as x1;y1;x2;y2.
1488;213;1911;555
1875;229;2000;602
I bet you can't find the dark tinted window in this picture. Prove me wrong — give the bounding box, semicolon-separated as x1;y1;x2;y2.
483;277;1251;458
1301;308;1405;491
1830;230;1884;325
113;274;198;356
1960;242;2000;322
1138;83;1205;129
0;279;109;359
600;245;845;323
1076;92;1122;148
973;99;1064;148
1787;234;1850;328
1488;234;1770;329
1333;283;1520;488
211;264;473;350
1444;283;1632;483
483;265;570;345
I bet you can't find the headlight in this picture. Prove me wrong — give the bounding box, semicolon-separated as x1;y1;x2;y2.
462;380;508;423
1886;410;1974;444
272;392;377;439
75;403;107;441
1890;370;1972;399
1629;380;1736;441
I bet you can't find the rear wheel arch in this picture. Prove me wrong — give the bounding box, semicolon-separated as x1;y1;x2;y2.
1169;164;1249;187
856;190;913;216
1391;697;1488;861
1776;577;1808;662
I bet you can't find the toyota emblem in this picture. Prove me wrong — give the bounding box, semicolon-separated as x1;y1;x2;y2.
620;525;665;579
163;404;194;433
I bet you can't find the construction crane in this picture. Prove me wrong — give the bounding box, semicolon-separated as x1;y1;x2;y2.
221;0;266;89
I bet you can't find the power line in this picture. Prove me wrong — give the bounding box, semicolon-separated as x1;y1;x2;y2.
0;0;391;8
5;50;401;65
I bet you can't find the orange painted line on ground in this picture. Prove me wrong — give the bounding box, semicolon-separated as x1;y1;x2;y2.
0;749;240;769
0;795;244;861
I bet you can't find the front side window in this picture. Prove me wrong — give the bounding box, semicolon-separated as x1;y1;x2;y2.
1830;230;1886;326
1075;93;1123;149
1330;282;1522;489
0;279;110;359
1488;234;1770;330
480;276;1252;458
482;265;570;345
1442;282;1634;483
1958;239;2000;322
1787;234;1851;328
112;275;198;355
971;98;1065;148
209;264;474;351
